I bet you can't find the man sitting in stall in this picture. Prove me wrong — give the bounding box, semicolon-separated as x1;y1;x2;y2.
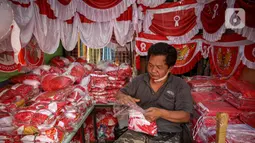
114;42;193;143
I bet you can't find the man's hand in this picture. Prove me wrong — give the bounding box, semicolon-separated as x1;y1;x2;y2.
144;107;162;122
117;94;140;106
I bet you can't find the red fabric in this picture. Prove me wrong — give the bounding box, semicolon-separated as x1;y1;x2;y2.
196;100;241;117
50;56;68;67
135;55;141;70
35;0;57;19
244;44;255;62
171;43;202;74
150;8;196;37
217;33;247;42
116;6;132;21
66;56;76;62
78;13;95;23
235;0;255;28
41;74;74;91
209;46;240;78
192;91;222;104
58;0;72;5
240;112;255;128
188;78;226;88
83;0;122;9
76;57;88;64
201;0;226;33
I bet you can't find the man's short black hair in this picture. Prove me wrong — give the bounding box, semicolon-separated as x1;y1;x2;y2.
148;42;177;68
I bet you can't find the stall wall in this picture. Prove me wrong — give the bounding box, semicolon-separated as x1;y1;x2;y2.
0;44;64;82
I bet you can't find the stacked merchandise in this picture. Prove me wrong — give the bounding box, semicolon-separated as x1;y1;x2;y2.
0;56;93;142
0;56;133;142
84;109;118;142
87;62;132;104
188;76;255;142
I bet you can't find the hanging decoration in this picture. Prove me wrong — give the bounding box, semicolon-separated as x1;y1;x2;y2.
234;0;255;42
200;0;232;42
142;0;202;44
171;42;202;74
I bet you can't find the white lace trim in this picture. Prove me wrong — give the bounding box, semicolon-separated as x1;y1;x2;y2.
77;0;136;22
166;25;200;44
137;0;166;8
234;26;255;43
47;0;77;20
203;24;226;42
60;13;78;51
239;45;255;69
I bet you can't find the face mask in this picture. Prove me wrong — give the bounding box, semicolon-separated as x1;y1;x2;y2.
153;71;169;83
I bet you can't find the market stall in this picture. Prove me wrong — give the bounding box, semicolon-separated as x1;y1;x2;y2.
0;0;254;143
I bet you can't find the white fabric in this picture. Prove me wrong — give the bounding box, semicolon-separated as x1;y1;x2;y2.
33;4;61;54
0;0;14;43
47;0;77;20
106;42;118;50
113;20;134;46
239;45;255;69
0;37;13;53
77;0;136;22
234;26;255;43
78;20;113;48
60;13;78;51
137;0;166;8
9;0;35;47
11;20;21;64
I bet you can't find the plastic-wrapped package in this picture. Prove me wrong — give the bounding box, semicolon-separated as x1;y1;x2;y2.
32;65;65;76
240;112;255;128
66;56;76;62
21;127;65;143
88;72;108;90
128;109;157;136
41;74;75;91
50;56;70;67
196;100;241;117
187;76;226;89
32;87;73;102
9;74;40;84
226;78;255;99
192;91;223;104
64;62;86;83
56;112;81;132
76;57;87;64
223;91;255;111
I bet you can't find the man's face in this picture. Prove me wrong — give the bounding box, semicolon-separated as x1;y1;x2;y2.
147;55;170;81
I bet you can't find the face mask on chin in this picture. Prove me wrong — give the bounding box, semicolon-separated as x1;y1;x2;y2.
153;71;170;83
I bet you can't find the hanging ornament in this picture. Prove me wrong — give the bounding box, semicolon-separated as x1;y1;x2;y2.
212;4;219;19
140;42;146;51
174;15;181;27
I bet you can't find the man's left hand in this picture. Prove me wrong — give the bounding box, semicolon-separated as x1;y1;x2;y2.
144;107;162;122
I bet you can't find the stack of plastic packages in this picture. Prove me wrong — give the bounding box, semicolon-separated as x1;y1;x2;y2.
186;76;226;92
83;108;118;142
223;78;255;111
87;62;132;104
189;75;255;142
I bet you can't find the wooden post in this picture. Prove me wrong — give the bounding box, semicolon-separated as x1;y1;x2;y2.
216;112;229;143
